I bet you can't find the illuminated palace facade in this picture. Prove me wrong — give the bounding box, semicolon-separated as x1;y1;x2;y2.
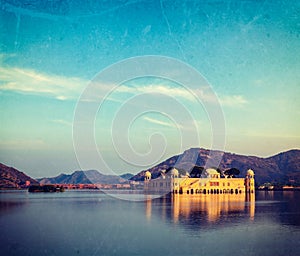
144;168;255;195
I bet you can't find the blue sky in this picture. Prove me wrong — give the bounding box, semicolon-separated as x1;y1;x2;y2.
0;0;299;177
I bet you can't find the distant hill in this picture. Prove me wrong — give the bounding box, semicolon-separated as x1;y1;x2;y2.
130;148;300;185
120;173;134;180
38;170;133;185
0;163;38;189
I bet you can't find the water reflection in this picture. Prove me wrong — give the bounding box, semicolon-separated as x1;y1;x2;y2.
255;191;300;226
174;194;255;223
0;200;27;216
146;193;255;227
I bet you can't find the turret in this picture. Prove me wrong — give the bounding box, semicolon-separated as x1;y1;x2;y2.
144;171;151;181
245;169;255;193
246;169;254;179
170;168;179;178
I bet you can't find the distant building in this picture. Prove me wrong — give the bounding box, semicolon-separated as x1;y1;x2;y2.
144;168;255;195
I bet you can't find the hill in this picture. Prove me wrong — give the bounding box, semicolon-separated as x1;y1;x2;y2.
120;173;134;180
130;148;300;185
38;170;132;185
0;163;39;189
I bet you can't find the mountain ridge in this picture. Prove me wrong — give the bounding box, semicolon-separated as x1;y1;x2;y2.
1;148;299;188
37;170;132;185
0;162;39;189
130;148;300;185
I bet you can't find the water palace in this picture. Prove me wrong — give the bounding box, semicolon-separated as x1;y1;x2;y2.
144;168;255;195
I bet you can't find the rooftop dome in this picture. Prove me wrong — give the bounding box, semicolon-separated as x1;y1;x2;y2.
201;168;220;178
145;171;151;177
171;168;179;176
206;168;219;175
247;169;254;176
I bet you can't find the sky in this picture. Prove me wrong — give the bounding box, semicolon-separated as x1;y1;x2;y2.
0;0;299;178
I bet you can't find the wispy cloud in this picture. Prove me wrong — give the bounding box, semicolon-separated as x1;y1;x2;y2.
219;95;248;107
115;84;248;107
51;119;72;126
0;66;87;100
143;116;177;128
0;66;248;108
117;84;195;101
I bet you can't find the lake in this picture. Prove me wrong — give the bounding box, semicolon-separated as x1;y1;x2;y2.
1;190;300;256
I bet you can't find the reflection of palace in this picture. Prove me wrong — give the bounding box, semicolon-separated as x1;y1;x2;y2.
144;168;255;195
145;193;255;223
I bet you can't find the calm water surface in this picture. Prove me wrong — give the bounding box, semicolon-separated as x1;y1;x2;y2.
1;190;300;256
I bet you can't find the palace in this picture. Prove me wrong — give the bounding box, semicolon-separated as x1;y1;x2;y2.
144;168;255;195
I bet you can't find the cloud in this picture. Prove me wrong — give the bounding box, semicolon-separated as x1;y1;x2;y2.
117;84;195;101
0;66;87;100
51;119;72;126
0;66;248;108
116;84;248;107
143;116;177;128
219;95;248;107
